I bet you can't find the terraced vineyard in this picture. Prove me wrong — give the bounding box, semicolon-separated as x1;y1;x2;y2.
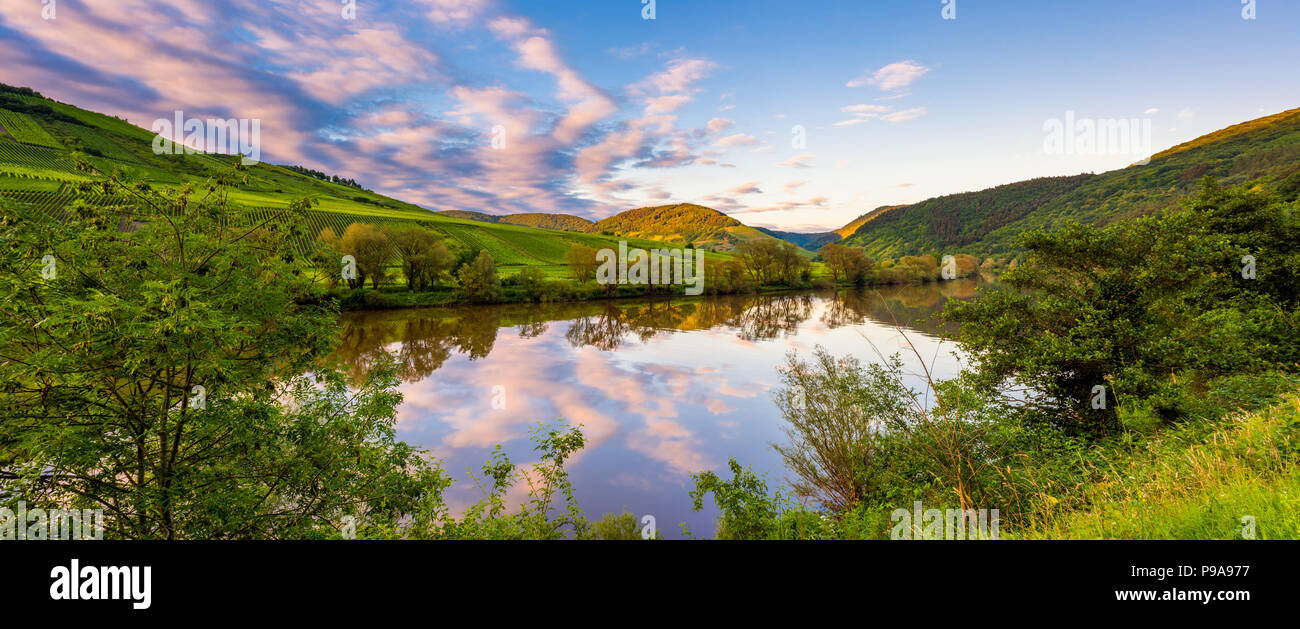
0;141;82;175
0;108;64;148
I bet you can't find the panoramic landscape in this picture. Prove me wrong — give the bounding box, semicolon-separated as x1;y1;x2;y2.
2;0;1299;590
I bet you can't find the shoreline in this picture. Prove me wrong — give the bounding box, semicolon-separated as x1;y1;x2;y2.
333;273;991;312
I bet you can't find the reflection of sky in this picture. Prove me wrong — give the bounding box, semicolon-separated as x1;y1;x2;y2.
384;296;963;539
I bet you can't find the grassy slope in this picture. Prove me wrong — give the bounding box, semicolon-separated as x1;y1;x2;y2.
0;85;699;270
842;107;1300;259
1017;392;1300;539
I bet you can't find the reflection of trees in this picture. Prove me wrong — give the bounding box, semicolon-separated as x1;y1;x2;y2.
730;294;814;341
516;304;549;339
818;280;978;337
395;317;455;381
564;301;687;350
332;307;503;382
332;280;984;382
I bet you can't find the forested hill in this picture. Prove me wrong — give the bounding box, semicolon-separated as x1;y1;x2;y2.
434;210;594;232
840;107;1300;259
586;203;781;249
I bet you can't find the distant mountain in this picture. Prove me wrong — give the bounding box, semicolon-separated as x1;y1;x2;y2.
755;227;838;250
840;108;1300;259
434;210;593;232
499;213;593;232
435;210;501;223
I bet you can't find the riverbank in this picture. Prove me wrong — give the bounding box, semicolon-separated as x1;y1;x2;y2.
332;272;993;311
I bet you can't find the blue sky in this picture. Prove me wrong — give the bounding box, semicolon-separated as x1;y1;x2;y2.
2;0;1297;230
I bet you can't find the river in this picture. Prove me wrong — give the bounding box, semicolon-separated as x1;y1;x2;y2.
333;279;983;537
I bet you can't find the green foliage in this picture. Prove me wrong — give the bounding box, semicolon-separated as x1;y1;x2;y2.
689;458;885;540
945;180;1300;434
386;225;454;292
457;249;503;303
819;242;873;285
564;243;599;283
382;421;602;541
339;222;391;289
772;348;910;511
1016;391;1300;539
736;239;809;287
0;164;441;539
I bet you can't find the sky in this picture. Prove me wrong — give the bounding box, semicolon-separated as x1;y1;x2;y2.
2;0;1298;232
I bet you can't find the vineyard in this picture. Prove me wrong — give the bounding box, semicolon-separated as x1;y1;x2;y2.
0;109;64;149
0;141;81;175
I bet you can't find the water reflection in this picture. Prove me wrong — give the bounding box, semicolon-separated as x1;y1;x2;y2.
333;280;982;536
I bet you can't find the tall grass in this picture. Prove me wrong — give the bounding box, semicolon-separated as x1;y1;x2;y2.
1015;394;1300;539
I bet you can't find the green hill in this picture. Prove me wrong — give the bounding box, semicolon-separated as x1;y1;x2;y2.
587;203;785;250
0;83;691;271
500;212;593;231
841;107;1300;258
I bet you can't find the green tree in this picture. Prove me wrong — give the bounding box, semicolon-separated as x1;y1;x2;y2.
820;243;873;285
457;250;503;303
339;222;390;289
565;243;599;283
736;239;780;285
0;163;437;539
387;225;453;292
945;179;1300;434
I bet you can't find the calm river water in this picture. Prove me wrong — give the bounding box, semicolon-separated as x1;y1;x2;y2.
333;280;982;537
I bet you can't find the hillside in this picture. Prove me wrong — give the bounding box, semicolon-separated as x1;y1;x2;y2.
841;107;1300;258
586;203;781;250
500;213;593;231
0;83;682;270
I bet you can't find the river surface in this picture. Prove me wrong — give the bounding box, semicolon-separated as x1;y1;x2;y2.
333;280;983;537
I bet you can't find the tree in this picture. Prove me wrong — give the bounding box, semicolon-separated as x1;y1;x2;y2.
821;243;873;285
0;162;437;539
339;222;390;289
387;225;453;292
313;226;343;289
773;242;810;287
457;250;502;303
515;266;548;301
736;239;781;285
945;179;1300;434
565;243;599;283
